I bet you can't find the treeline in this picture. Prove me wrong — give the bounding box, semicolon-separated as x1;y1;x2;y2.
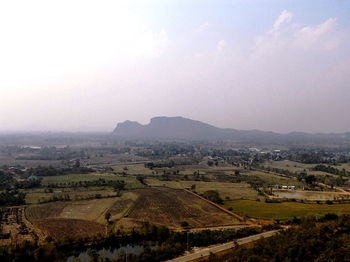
15;146;87;161
15;179;42;189
313;164;350;176
135;142;195;158
0;171;15;190
0;223;276;262
287;148;350;164
202;190;223;204
145;161;175;169
0;170;41;190
46;178;126;191
259;165;296;178
27;166;94;177
212;214;350;262
0;190;26;206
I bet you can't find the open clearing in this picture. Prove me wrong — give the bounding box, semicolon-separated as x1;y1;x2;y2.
225;200;350;220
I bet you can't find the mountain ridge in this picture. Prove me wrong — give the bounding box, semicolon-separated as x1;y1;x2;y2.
112;116;350;144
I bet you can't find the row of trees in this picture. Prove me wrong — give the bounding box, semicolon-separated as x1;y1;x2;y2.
212;215;350;262
313;164;350;176
0;190;26;206
45;178;126;190
27;165;93;177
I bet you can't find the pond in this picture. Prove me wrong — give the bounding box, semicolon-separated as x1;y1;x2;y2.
67;244;158;262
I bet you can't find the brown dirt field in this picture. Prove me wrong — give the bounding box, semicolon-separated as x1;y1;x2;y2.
25;188;246;237
115;188;243;231
34;218;105;239
108;198;134;220
25;202;67;220
0;207;39;246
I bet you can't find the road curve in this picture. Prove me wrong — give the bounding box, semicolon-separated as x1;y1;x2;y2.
167;230;280;262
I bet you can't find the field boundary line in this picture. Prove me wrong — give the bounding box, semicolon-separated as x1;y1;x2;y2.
183;189;245;222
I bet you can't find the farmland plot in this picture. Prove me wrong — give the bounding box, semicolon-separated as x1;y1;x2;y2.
114;188;243;231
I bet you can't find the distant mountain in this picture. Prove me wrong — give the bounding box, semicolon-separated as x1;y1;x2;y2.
112;116;350;145
113;116;278;141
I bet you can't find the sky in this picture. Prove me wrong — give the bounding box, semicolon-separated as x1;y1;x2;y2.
0;0;349;133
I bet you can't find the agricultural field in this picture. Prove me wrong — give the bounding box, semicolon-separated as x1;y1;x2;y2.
113;188;243;231
272;190;350;200
26;197;120;224
245;170;304;186
24;187;116;204
24;188;244;239
145;179;259;200
25;198;119;239
34;218;106;239
0;207;39;246
111;164;153;175
225;200;350;220
263;160;334;176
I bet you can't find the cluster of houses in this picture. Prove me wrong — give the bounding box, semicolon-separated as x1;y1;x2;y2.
274;184;296;190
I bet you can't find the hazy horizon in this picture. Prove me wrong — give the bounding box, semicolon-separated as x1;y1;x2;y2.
1;1;349;133
1;115;350;135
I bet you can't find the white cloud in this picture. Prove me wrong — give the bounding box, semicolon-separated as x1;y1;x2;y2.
196;22;209;33
253;10;340;57
139;28;168;57
294;18;338;50
217;40;229;52
271;10;293;35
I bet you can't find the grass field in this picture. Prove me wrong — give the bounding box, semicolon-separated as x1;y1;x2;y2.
263;160;315;172
26;197;124;224
263;160;334;176
112;164;153;175
25;187;116;204
225;200;350;220
245;170;304;186
145;179;259;200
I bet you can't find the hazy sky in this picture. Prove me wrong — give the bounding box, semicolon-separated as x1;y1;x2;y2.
1;0;349;133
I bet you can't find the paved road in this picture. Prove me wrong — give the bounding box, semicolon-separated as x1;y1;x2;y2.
168;230;280;262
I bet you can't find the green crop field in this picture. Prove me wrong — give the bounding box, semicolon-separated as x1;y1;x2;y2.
225;199;350;220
